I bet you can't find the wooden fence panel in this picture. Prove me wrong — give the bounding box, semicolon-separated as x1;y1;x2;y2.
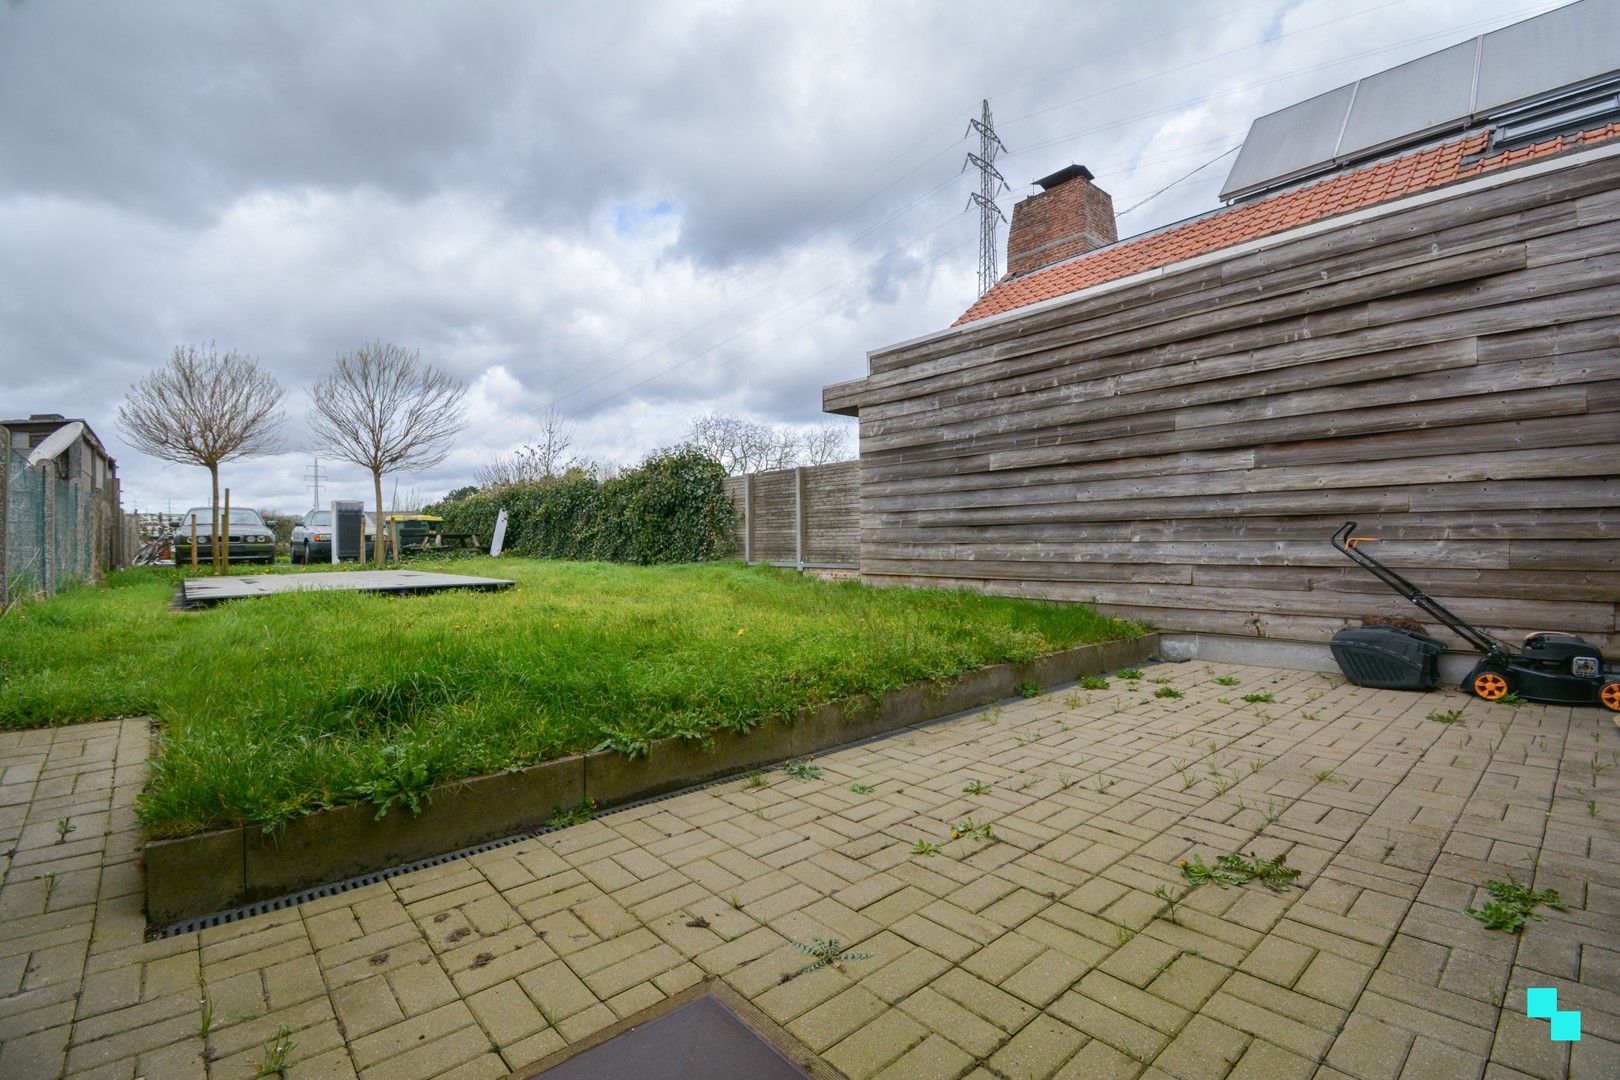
725;461;860;569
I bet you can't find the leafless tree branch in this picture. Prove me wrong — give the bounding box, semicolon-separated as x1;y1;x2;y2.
116;343;285;571
475;405;577;488
310;342;468;562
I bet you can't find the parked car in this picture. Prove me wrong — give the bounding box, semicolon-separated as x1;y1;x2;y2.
290;509;379;563
289;510;333;564
171;507;276;565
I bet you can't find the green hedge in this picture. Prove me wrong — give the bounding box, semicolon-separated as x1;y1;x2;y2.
428;449;734;564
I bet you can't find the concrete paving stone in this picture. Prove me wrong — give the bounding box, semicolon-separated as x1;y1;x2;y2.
348;1000;476;1070
897;984;1008;1057
1051;1035;1151;1080
1400;1033;1495;1080
1486;1010;1571;1080
1080;969;1193;1036
552;1001;615;1044
133;1036;207;1080
515;961;598;1025
330;976;406;1039
1226;1038;1317;1080
1355;989;1494;1057
753;964;849;1025
465;980;548;1047
388;959;462;1017
1148;952;1231;1014
354;1026;501;1080
987;1012;1088;1079
498;1026;565;1074
0;1019;72;1080
579;941;682;1000
822;1006;929;1080
63;1009;196;1074
1099;933;1185;988
890;912;979;963
1049;987;1169;1062
1200;986;1335;1063
857;941;952;1005
871;1031;975;1080
1324;1012;1417;1079
786;983;888;1053
1294;950;1374;1010
1152;1013;1251;1080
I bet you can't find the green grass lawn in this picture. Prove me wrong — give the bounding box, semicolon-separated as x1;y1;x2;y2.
0;559;1142;837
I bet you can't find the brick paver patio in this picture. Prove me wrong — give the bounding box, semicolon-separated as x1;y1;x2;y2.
1;661;1616;1080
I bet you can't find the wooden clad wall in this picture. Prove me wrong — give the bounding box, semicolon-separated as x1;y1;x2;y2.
830;151;1620;652
722;461;860;567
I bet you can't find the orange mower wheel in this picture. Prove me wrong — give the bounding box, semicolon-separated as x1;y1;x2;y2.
1473;671;1510;702
1601;682;1620;713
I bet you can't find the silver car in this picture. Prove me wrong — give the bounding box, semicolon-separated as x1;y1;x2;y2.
290;510;378;563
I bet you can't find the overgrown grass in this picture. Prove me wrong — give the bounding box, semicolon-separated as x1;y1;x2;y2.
0;560;1141;837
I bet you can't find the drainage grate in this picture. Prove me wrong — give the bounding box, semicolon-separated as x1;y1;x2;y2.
523;991;813;1079
150;660;1161;938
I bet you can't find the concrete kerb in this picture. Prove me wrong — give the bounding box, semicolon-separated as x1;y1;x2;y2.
143;633;1159;927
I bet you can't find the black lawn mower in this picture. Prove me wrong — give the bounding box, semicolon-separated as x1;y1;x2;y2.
1328;522;1620;711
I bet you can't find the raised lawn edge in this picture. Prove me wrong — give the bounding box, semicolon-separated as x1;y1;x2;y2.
144;633;1158;926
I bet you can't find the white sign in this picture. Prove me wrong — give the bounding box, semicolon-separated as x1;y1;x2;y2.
490;509;508;557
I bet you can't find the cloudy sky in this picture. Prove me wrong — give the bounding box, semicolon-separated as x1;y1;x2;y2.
1;0;1566;514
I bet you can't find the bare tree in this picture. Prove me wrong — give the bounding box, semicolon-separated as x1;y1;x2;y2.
800;423;852;466
311;342;468;563
116;343;285;572
475;405;577;488
682;412;801;476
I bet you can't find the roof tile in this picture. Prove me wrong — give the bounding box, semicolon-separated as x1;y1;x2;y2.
956;124;1620;326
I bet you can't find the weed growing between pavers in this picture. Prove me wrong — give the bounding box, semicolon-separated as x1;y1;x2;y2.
255;1024;293;1076
782;759;822;781
0;560;1140;836
1179;852;1300;892
790;936;874;976
1466;876;1565;933
951;819;995;842
1015;679;1041;698
1117;668;1142;680
546;798;596;828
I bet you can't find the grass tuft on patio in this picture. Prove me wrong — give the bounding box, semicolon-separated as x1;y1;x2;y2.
0;559;1140;837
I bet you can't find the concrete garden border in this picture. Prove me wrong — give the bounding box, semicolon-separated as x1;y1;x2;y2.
143;633;1158;925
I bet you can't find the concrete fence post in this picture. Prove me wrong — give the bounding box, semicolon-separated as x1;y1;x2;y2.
794;467;806;571
742;473;754;564
40;462;55;597
0;425;9;607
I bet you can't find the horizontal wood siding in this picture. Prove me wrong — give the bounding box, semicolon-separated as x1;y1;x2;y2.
723;462;860;567
836;153;1620;651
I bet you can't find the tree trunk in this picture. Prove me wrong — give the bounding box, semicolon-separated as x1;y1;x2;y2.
209;462;221;575
372;468;386;565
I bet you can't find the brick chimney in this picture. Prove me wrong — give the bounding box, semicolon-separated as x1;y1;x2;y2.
1005;164;1117;277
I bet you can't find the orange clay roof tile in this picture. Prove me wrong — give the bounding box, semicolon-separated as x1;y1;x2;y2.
956;124;1619;327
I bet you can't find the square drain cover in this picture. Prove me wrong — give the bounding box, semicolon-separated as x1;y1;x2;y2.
526;990;815;1079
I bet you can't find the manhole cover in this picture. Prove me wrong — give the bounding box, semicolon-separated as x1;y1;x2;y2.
523;987;818;1079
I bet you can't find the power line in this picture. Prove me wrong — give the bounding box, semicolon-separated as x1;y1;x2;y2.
545;1;1567;422
1116;144;1243;217
529;1;1294;408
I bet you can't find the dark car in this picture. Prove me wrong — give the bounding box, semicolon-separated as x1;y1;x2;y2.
291;510;379;563
171;507;276;566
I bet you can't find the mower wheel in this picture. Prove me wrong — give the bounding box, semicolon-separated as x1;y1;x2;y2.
1472;671;1511;702
1602;682;1620;713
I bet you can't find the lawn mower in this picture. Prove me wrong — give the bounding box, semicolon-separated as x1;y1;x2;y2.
1328;522;1620;711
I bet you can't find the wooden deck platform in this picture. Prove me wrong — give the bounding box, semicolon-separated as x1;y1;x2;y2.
178;569;514;607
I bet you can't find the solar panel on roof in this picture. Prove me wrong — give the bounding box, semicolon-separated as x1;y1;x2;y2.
1220;0;1620;201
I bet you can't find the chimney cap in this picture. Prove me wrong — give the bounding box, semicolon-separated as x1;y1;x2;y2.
1033;164;1094;190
